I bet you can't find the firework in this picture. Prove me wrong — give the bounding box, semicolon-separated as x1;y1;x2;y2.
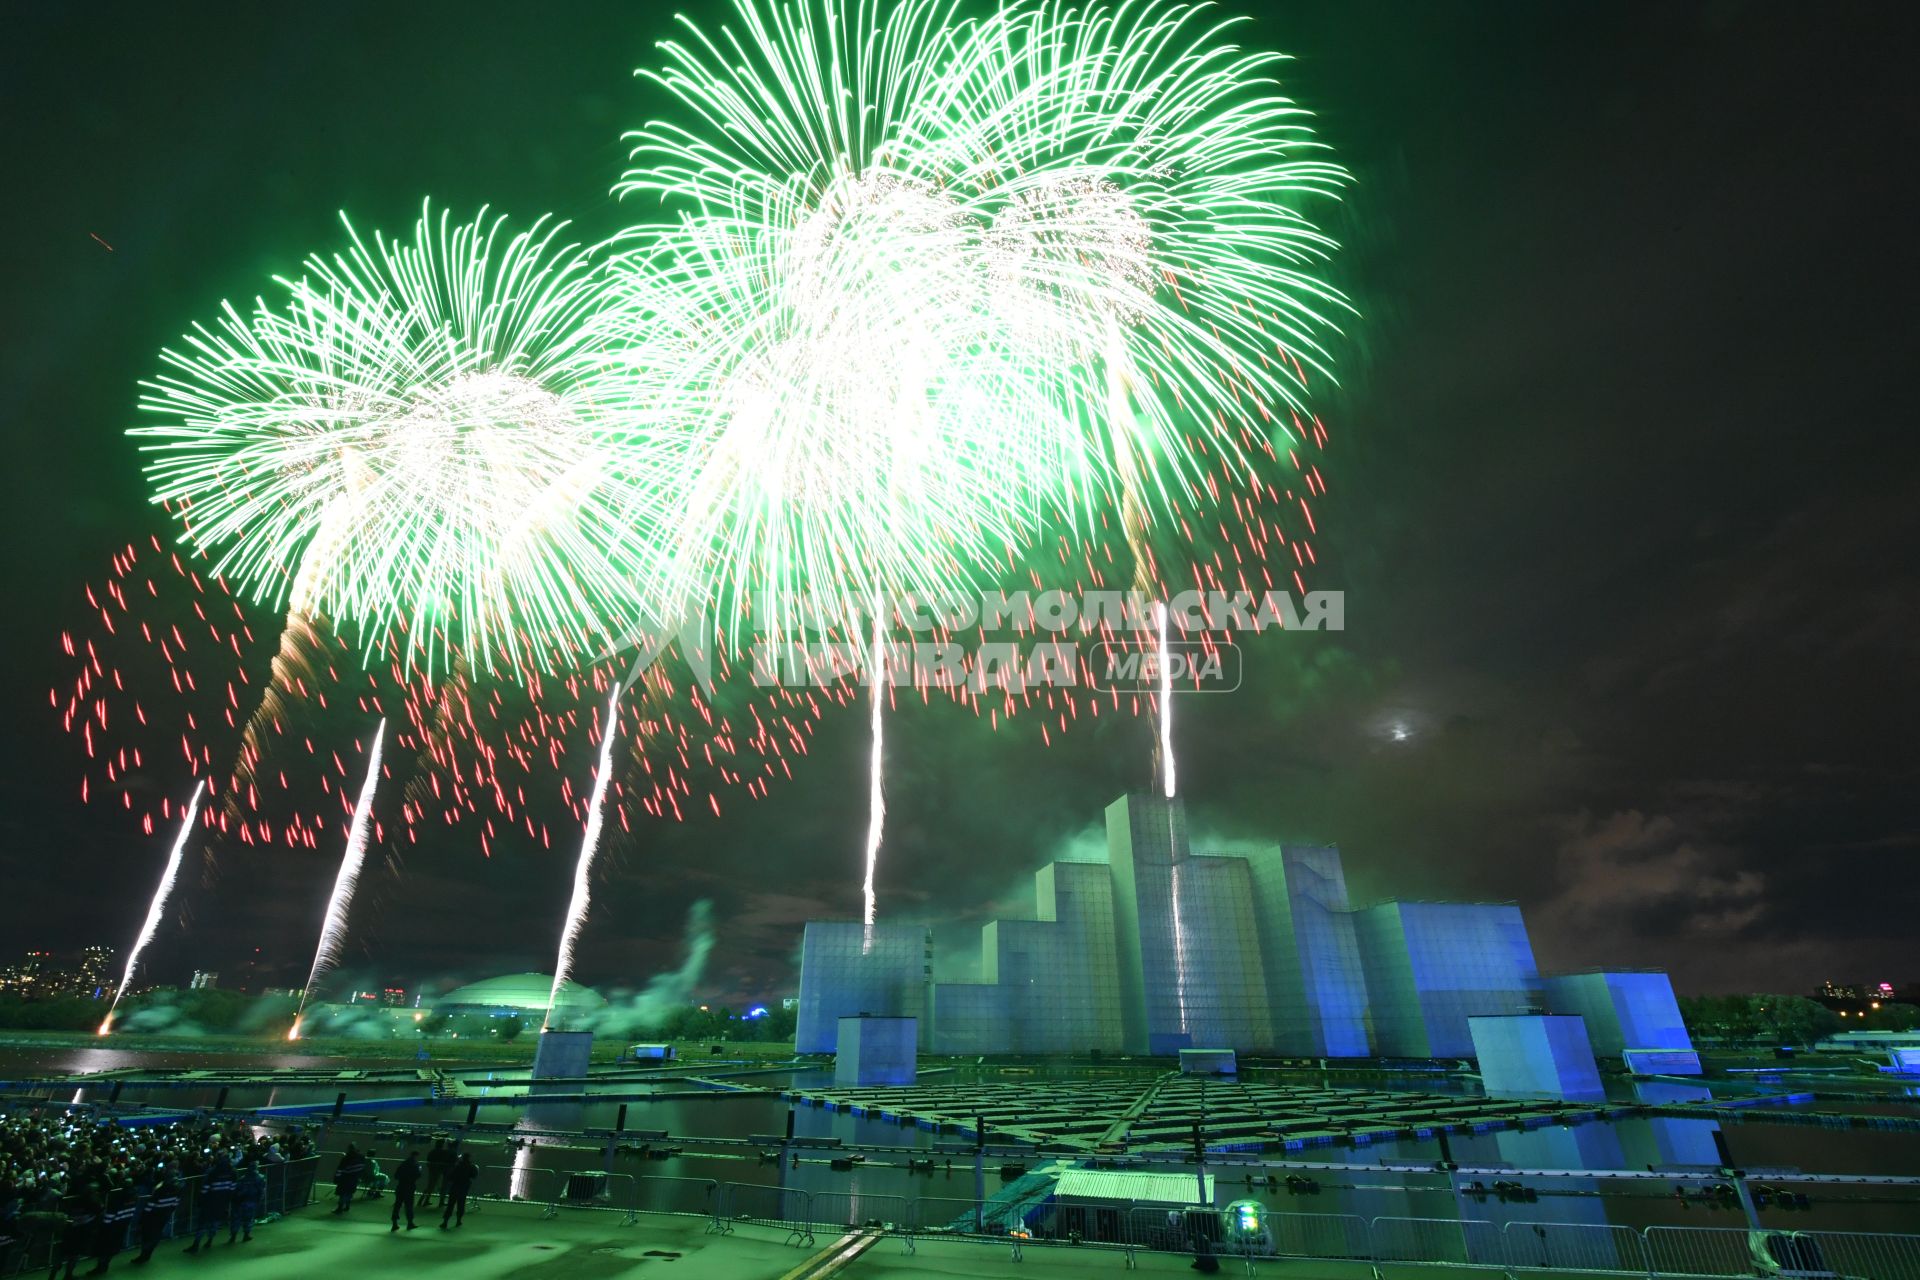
125;205;691;937
543;678;632;1029
860;597;888;945
973;0;1353;516
628;0;1350;531
592;186;1045;970
618;45;1068;926
1152;601;1176;797
606;194;1059;652
98;780;206;1036
290;720;386;1040
133;204;684;678
626;0;1349;780
962;0;1353;783
56;530;864;872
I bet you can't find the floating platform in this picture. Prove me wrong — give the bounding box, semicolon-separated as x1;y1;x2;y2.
777;1075;1641;1154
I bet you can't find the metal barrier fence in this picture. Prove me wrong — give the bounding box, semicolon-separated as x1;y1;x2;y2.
89;1156;1908;1280
1645;1223;1756;1277
695;1187;1920;1279
633;1174;723;1221
911;1192;1047;1239
714;1182;816;1247
1268;1209;1372;1262
1803;1229;1920;1280
1;1157;320;1278
1369;1214;1502;1266
1640;1223;1920;1280
1499;1220;1651;1274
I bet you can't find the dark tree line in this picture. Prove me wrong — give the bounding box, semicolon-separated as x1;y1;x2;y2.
1677;993;1919;1046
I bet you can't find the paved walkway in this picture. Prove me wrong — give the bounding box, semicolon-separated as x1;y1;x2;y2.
107;1201;805;1279
103;1202;1406;1278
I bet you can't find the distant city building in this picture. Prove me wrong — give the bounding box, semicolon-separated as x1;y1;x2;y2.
797;792;1695;1063
1814;979;1910;1015
0;951;53;997
2;948;119;1000
189;970;219;990
77;946;115;999
346;988;408;1005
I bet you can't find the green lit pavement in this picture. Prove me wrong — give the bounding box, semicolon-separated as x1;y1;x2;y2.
113;1202;805;1279
109;1203;1500;1278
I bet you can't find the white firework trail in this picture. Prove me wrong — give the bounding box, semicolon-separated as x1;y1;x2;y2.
289;719;386;1040
861;597;888;951
543;675;635;1029
99;780;207;1035
1153;601;1176;799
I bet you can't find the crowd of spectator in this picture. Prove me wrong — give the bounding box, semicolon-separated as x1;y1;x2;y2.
0;1108;315;1273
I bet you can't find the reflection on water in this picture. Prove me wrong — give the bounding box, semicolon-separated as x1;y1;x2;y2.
509;1129;539;1201
0;1046;413;1075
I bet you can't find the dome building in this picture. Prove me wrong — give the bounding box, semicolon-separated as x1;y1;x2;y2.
432;973;606;1021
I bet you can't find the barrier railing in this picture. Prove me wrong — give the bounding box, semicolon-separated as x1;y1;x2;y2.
1644;1223;1757;1277
539;1169;639;1223
910;1192;1058;1244
1267;1210;1372;1262
805;1190;915;1231
466;1161;538;1207
28;1153;1894;1280
1370;1214;1501;1266
1804;1228;1920;1280
804;1190;920;1254
713;1181;815;1247
1122;1205;1224;1258
460;1164;722;1230
1499;1220;1653;1275
632;1174;722;1222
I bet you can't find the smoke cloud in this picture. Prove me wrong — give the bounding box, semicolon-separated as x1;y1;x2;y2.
574;898;715;1036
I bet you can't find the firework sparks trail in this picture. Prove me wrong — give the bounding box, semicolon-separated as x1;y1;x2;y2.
290;719;386;1040
543;671;638;1029
1153;600;1176;799
861;596;887;949
1152;584;1184;1029
98;780;206;1035
57;528;858;864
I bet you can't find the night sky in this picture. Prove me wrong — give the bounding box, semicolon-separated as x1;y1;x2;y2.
4;2;1916;1003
